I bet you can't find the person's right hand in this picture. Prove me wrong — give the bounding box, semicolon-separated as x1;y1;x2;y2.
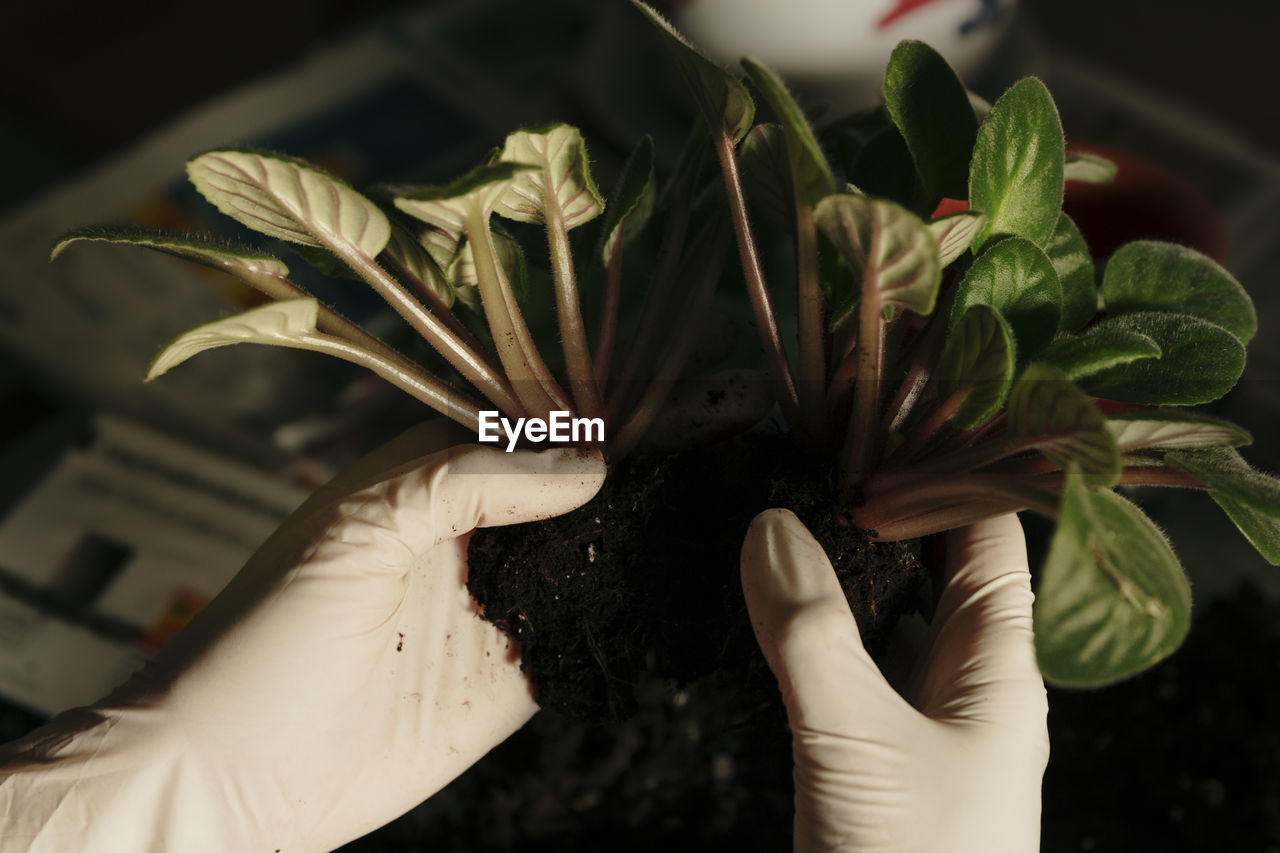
740;510;1049;853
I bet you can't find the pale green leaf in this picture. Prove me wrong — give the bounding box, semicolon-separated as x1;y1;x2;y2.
147;299;324;379
51;225;290;279
383;224;453;307
449;230;528;302
937;304;1016;429
188;150;390;258
1007;363;1120;486
952;236;1062;357
1035;466;1191;687
1064;151;1118;184
630;0;754;144
392;161;539;234
741;57;835;206
815;193;941;316
928;211;986;267
968;78;1064;251
1039;325;1160;380
1079;312;1245;405
882;40;978;203
1044;213;1096;332
1101;241;1256;345
496;124;605;230
1107;410;1252;452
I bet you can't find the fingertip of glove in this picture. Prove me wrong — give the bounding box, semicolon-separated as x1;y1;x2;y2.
740;508;837;613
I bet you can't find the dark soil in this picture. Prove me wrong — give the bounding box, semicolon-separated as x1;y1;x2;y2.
466;430;928;723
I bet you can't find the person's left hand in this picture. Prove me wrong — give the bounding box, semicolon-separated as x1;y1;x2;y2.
0;422;605;853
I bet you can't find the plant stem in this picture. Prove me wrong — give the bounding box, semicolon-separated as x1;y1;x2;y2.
713;129;802;430
870;431;1043;492
297;332;482;433
607;218;730;461
544;199;605;420
465;208;572;419
888;380;969;468
794;198;825;437
610;125;703;422
381;251;490;358
594;242;623;390
325;240;527;419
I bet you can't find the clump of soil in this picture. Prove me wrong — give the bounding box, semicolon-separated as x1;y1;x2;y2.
467;430;927;723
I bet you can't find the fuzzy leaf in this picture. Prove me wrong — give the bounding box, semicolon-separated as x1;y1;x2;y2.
1044;213;1096;332
383;224;453;306
147;299;323;379
739;124;795;230
1035;466;1191;687
601;135;657;263
1101;241;1256;345
1007;363;1120;486
1039;325;1161;380
449;230;528;302
928;211;986;267
392;161;539;234
938;304;1016;429
1079;312;1245;405
1166;448;1280;565
952;236;1062;357
630;0;754;144
188;150;390;258
815;194;941;316
51;226;290;280
1108;410;1252;452
968;78;1064;251
741;57;835;206
882;40;978;203
1064;151;1118;184
850;127;917;207
496;124;605;230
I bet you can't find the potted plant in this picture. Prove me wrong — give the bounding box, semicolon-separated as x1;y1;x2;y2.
51;0;1279;838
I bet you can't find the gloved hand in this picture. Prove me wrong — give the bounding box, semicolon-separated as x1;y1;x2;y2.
740;510;1049;853
0;423;605;852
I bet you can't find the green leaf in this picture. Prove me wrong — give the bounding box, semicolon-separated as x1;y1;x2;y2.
495;124;605;230
952;236;1062;357
630;0;754;144
1166;448;1280;565
51;225;290;279
1044;213;1096;332
1007;363;1120;486
1166;447;1280;516
1107;410;1252;452
739;123;795;230
1101;241;1256;345
1079;312;1245;405
882;40;979;204
1035;466;1191;687
849;127;917;207
1064;151;1118;184
601;135;657;263
937;304;1016;429
187;149;390;258
147;299;326;379
1039;325;1160;380
968;78;1064;251
928;211;986;267
741;57;835;206
815;193;941;316
391;160;539;233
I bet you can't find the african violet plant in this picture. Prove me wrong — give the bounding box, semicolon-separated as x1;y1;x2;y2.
52;1;1280;690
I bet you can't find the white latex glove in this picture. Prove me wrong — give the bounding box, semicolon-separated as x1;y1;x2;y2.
740;510;1049;853
0;423;605;852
